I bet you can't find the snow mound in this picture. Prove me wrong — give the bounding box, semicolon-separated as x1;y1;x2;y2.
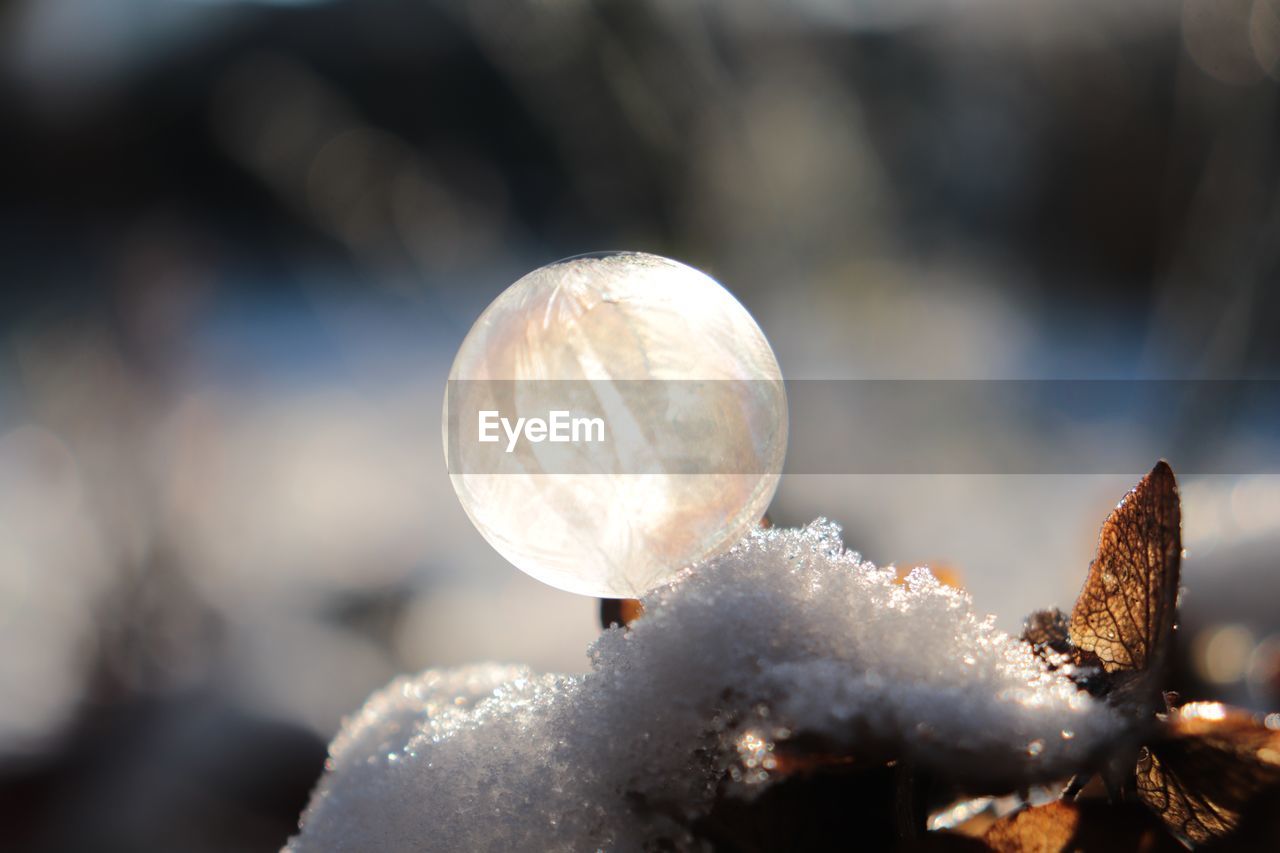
288;520;1124;851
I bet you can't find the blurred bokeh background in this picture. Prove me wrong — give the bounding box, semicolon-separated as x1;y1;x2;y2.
2;1;1280;849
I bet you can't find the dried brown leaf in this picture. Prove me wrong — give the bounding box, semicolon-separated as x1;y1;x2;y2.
1068;461;1180;711
983;800;1179;853
1138;702;1280;846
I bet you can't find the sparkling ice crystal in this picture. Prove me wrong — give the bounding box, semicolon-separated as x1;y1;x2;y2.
288;521;1123;852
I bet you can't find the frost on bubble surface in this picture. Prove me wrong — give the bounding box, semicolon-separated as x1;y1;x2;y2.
287;520;1124;851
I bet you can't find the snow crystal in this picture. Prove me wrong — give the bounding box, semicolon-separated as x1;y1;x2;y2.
287;520;1125;852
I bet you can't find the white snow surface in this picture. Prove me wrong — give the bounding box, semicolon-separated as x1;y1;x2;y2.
287;520;1124;852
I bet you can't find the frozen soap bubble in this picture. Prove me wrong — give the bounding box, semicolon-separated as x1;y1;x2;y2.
443;252;787;598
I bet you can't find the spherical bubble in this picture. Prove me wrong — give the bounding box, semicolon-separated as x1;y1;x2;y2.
443;252;787;598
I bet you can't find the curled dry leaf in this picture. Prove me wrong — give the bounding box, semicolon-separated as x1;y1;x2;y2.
1137;702;1280;846
1067;460;1181;716
1018;462;1280;847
